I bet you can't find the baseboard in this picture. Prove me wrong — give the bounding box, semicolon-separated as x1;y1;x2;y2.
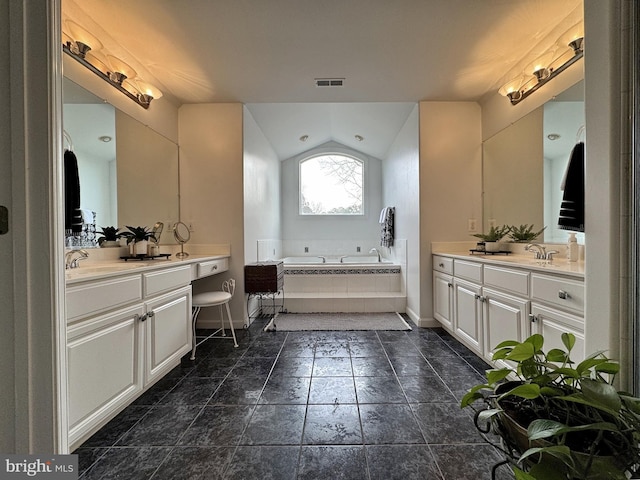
405;308;440;328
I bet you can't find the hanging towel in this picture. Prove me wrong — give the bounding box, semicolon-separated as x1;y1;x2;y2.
380;207;395;247
558;142;585;232
379;207;388;224
64;149;83;233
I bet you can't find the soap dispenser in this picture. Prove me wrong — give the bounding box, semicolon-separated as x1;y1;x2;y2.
567;232;579;262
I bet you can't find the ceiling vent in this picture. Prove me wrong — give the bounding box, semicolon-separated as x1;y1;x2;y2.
315;78;345;87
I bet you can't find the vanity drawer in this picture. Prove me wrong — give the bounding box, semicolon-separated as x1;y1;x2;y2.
433;256;453;274
143;265;192;297
67;275;143;323
531;273;584;314
454;260;482;283
196;258;229;279
484;266;529;297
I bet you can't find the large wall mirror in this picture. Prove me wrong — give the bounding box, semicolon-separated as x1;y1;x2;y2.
63;78;180;246
482;80;584;243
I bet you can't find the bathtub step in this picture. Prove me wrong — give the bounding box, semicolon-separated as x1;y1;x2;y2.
284;292;406;314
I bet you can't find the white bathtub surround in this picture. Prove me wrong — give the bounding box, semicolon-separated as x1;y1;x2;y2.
256;239;283;262
271;312;411;331
283;261;405;313
281;239;382;258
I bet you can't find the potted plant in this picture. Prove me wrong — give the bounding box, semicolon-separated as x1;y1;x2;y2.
97;226;122;247
472;225;511;252
121;225;157;256
461;333;640;479
508;224;546;243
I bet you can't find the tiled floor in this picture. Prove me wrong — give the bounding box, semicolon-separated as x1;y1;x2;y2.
74;318;515;479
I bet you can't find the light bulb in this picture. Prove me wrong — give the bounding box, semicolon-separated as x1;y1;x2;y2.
526;51;555;81
559;21;584;54
65;20;102;57
106;55;136;84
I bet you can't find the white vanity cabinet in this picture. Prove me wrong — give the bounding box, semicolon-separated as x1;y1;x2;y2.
481;266;531;364
530;273;585;363
432;254;585;368
432;256;454;330
66;264;193;449
452;259;484;354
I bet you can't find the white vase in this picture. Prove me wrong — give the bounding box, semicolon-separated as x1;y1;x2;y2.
134;240;148;256
484;241;501;252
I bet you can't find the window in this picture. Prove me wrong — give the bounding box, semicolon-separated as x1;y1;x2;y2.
299;154;364;215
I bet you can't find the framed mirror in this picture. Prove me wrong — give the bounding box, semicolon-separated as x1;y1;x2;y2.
482;80;584;243
63;77;180;247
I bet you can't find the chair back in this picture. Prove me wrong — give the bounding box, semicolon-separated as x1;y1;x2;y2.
222;279;235;298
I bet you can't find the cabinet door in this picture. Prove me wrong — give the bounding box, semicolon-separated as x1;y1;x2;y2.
531;303;585;363
482;287;530;365
453;278;483;354
144;286;192;386
433;271;453;330
67;304;145;447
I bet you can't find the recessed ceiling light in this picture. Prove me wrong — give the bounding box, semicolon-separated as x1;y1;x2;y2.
547;133;561;141
355;134;364;142
299;135;309;142
99;135;112;143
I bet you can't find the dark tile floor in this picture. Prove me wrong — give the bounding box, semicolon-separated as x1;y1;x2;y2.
74;319;515;479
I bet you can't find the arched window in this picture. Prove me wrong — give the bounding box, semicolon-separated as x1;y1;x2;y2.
299;154;364;215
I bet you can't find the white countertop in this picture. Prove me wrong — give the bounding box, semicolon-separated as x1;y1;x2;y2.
434;251;585;278
65;254;230;284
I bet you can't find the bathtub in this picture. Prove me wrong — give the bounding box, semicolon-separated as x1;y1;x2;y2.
280;256;405;314
282;255;393;265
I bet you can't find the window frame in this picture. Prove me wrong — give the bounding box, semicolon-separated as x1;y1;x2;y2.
298;153;366;216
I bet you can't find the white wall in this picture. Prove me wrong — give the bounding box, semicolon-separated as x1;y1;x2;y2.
281;141;382;256
179;103;247;323
243;107;281;264
383;105;420;321
420;102;483;323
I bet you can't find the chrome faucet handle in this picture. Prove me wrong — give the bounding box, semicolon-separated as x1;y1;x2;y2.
545;250;559;262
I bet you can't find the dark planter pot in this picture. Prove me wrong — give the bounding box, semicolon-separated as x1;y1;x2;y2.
489;382;635;480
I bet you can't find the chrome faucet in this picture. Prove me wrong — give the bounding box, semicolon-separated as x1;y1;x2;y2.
369;248;381;262
525;243;548;260
65;249;89;269
339;256;348;263
317;256;326;264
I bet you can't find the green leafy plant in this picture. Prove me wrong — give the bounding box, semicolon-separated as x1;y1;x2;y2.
121;225;157;244
97;226;122;246
508;224;546;242
472;225;511;242
461;333;640;479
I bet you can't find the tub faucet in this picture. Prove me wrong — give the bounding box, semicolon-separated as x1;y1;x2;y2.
339;255;348;263
369;248;381;262
65;249;89;269
317;256;326;264
525;243;546;260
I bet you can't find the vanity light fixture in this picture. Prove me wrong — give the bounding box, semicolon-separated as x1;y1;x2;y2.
62;20;162;109
499;21;584;106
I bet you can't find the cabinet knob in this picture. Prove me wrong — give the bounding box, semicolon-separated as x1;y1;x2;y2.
211;265;218;271
475;294;485;302
447;282;453;288
558;290;570;300
439;263;444;268
136;313;148;322
147;311;155;318
528;313;537;323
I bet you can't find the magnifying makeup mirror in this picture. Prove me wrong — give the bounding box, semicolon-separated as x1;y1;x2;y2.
173;221;191;258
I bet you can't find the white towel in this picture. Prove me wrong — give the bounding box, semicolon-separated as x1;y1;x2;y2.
379;207;388;224
79;209;95;224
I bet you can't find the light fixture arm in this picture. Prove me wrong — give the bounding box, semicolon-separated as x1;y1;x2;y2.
506;49;583;106
63;43;152;109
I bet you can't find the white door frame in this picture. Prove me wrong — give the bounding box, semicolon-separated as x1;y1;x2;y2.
0;0;68;453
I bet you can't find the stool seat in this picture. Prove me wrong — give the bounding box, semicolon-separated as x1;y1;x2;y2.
192;291;232;307
190;278;238;360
